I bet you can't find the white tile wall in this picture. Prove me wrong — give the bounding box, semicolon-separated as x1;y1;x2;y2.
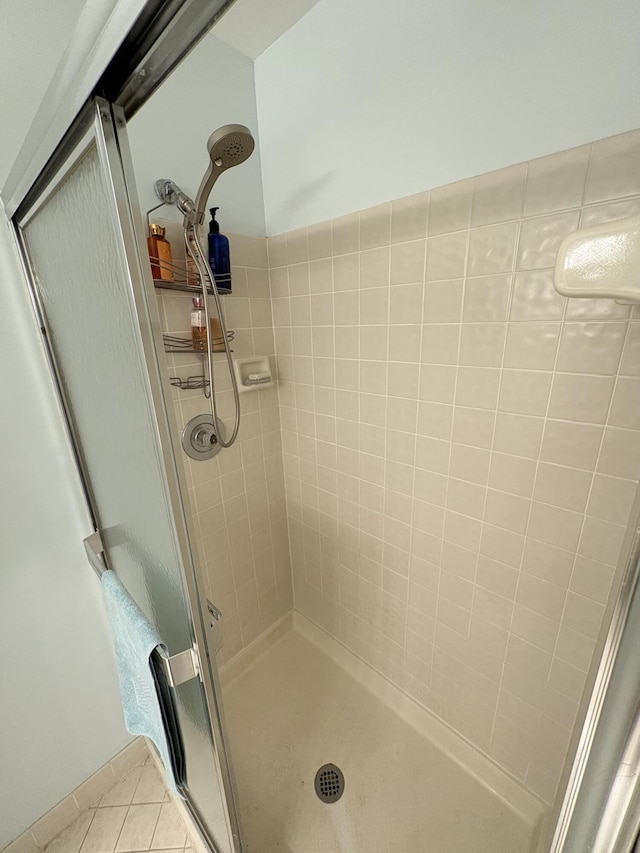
268;128;640;804
155;229;292;662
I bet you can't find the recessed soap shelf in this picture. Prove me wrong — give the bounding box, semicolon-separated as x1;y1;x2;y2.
233;355;275;392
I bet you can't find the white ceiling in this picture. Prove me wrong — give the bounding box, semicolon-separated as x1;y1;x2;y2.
213;0;322;59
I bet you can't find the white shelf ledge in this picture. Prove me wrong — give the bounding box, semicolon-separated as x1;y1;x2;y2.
554;215;640;304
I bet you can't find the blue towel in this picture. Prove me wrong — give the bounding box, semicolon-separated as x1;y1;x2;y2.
101;569;180;793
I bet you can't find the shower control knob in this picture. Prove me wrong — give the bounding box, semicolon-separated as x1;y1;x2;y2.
194;425;217;447
181;414;226;461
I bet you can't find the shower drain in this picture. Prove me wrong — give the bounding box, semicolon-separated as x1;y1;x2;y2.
314;763;345;803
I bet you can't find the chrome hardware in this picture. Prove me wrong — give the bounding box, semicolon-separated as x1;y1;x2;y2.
84;530;108;577
83;529;202;686
154;178;177;205
181;414;226;461
161;647;200;687
206;599;224;655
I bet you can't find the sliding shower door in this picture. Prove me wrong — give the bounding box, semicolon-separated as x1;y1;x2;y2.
15;98;241;853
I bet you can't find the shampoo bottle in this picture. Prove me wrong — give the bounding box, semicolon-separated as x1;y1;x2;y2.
148;223;173;281
191;296;207;352
190;296;225;353
207;207;232;293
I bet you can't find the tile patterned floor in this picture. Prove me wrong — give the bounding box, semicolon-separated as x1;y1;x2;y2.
44;758;192;853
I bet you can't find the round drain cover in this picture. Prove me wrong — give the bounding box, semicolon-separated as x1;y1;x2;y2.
314;763;345;803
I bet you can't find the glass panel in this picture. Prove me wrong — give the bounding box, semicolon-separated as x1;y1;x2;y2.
20;109;235;853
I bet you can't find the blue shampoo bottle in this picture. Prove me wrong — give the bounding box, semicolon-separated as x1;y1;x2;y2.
207;207;232;293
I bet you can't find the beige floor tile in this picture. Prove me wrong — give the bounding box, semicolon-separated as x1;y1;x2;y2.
75;766;116;811
115;805;161;853
5;831;40;853
80;807;127;853
131;766;168;805
32;798;82;848
100;768;143;808
110;740;148;779
44;811;95;853
150;804;187;850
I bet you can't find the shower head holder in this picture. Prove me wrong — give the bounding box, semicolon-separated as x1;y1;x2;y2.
154;179;199;225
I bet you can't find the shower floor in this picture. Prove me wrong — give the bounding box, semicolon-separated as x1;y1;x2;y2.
222;617;542;853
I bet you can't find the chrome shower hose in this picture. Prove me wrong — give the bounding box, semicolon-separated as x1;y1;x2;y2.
184;225;240;448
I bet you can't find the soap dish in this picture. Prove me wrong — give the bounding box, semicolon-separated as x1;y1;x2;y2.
233;355;275;392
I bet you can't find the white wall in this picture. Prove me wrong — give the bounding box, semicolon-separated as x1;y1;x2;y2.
255;0;640;234
0;212;129;848
130;34;266;237
0;0;86;188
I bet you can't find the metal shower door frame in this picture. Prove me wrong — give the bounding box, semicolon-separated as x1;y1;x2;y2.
549;481;640;853
12;97;244;853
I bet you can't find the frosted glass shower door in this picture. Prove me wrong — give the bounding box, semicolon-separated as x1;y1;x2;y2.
15;99;241;853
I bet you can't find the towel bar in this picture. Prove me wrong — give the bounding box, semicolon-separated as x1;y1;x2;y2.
83;530;201;687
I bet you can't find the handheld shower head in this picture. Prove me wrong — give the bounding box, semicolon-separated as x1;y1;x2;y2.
152;124;255;452
208;124;255;168
193;124;255;220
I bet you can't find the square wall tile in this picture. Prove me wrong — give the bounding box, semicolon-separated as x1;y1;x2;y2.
421;324;460;365
459;323;506;367
547;373;614;424
472;164;526;227
360;203;391;249
609;377;640;429
556;322;627;375
360;247;390;289
424;280;463;323
498;370;552;416
510;271;565;321
452;405;495;448
492;414;544;461
468;223;518;276
540;419;602;471
503;322;560;370
463;275;512;322
332;212;360;255
524;146;590;216
391;240;426;284
533;462;592;513
597;427;640;480
489;452;537;498
455;367;500;410
426;232;468;281
587;474;637;525
307;220;333;259
585;130;640;203
428;179;473;236
516;211;580;271
391;191;429;242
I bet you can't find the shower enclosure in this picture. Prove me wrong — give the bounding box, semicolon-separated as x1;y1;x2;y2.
5;2;640;852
